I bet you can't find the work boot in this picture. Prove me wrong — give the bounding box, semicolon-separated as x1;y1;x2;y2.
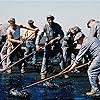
21;63;25;74
41;74;46;79
98;81;100;85
6;69;12;74
86;91;100;96
64;74;69;79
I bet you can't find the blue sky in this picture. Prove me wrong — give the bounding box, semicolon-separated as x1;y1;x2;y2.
0;0;100;35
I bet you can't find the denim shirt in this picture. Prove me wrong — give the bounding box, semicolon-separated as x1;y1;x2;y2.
74;37;100;64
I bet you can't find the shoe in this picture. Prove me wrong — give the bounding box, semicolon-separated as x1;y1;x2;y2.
41;74;46;79
86;91;100;96
6;69;11;74
21;63;25;74
21;63;25;73
98;81;100;85
64;74;69;79
21;68;25;74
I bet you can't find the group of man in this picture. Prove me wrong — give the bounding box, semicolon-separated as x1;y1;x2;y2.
0;15;100;96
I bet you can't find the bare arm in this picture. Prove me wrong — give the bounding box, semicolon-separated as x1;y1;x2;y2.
19;25;39;32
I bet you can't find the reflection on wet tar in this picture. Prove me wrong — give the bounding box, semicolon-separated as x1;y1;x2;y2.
0;70;99;100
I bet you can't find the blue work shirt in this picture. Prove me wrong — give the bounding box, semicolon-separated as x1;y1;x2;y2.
74;37;100;64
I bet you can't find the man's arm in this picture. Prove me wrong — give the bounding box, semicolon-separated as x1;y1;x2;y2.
19;25;39;32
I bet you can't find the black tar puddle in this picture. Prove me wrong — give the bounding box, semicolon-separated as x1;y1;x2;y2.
0;71;99;100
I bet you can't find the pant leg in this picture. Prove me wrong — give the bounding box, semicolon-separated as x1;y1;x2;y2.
25;40;36;63
31;43;36;65
87;56;100;93
15;45;25;71
0;42;8;68
7;42;13;67
41;45;50;79
24;40;30;57
60;46;72;70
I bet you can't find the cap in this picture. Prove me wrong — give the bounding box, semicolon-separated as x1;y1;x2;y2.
28;20;34;24
74;32;85;42
8;18;15;23
87;19;95;28
47;15;55;20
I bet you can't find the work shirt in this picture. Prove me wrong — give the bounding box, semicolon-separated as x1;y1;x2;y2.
74;37;100;64
89;21;100;40
35;22;64;44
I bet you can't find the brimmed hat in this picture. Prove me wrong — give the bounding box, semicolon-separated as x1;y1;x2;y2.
74;32;85;42
28;20;34;24
47;15;55;20
8;18;15;23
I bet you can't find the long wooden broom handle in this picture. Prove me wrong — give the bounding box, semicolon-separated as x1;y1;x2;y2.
22;62;89;90
1;51;35;73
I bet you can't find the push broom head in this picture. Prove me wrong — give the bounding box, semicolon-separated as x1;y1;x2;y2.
10;88;31;98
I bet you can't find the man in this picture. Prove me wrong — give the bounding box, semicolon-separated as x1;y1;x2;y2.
68;32;100;96
0;23;10;67
0;17;39;73
22;19;39;66
35;15;64;86
61;26;82;71
87;19;100;40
